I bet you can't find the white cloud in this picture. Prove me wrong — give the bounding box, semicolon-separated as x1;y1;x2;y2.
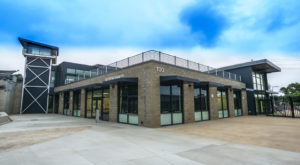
0;45;24;74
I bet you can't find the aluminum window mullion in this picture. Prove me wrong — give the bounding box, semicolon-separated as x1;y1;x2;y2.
221;90;224;118
200;88;203;120
170;85;173;125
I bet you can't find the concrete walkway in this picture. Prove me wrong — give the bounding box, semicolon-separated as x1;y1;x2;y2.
0;114;299;165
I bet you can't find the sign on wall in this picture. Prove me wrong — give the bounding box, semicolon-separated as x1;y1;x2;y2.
156;67;164;72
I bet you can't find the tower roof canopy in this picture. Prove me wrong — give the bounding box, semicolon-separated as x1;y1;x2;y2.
18;37;59;56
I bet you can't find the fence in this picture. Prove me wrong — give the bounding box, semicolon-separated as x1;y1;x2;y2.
267;96;300;118
65;50;242;84
107;50;242;81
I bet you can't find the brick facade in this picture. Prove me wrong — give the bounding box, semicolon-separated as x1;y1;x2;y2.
54;61;247;127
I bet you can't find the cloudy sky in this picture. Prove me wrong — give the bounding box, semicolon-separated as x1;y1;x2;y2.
0;0;300;91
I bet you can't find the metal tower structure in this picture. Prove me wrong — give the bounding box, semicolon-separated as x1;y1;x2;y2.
19;38;59;114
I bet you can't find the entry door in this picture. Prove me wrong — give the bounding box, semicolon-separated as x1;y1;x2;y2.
92;98;102;119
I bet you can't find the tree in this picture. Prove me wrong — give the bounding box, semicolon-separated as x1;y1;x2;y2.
280;83;300;95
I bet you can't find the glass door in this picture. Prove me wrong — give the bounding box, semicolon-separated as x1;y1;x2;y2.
86;88;110;120
92;98;102;119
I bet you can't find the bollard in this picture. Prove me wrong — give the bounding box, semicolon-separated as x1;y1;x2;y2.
96;109;100;123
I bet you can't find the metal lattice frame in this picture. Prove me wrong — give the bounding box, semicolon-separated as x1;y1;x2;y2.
20;56;52;114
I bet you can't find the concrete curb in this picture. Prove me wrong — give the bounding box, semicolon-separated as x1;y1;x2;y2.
0;112;12;125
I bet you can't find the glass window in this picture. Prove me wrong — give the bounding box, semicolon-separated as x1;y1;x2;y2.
85;71;91;78
194;87;209;121
40;47;51;56
160;85;171;113
261;78;265;90
222;91;227;110
63;92;70;115
217;91;222;110
217;89;228;118
194;88;200;112
103;98;110;114
171;85;182;113
73;91;81;110
91;71;97;77
63;93;69;109
103;88;110;98
65;69;98;84
119;86;128;114
27;45;51;56
67;68;76;74
73;91;81;117
160;81;183;125
50;71;55;87
66;75;75;84
76;70;85;80
234;91;242;116
118;84;138;124
257;84;261;90
76;70;84;75
253;72;266;91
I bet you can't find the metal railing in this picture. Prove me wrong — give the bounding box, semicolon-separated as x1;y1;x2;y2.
107;50;242;81
64;50;242;84
267;96;300;118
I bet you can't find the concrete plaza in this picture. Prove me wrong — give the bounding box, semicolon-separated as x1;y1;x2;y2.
0;114;300;165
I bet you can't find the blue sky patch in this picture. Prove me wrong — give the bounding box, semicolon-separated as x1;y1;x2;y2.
0;0;300;53
180;3;228;47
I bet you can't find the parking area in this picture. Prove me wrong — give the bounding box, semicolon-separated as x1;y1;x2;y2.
161;116;300;153
0;114;300;165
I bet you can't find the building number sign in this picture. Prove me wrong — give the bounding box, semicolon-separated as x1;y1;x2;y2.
156;67;164;72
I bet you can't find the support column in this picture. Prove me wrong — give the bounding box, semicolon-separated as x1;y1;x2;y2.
109;83;118;122
58;92;64;114
80;89;86;117
69;91;74;116
138;74;145;126
138;71;161;128
209;86;218;120
183;82;195;123
228;88;235;117
241;90;248;116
